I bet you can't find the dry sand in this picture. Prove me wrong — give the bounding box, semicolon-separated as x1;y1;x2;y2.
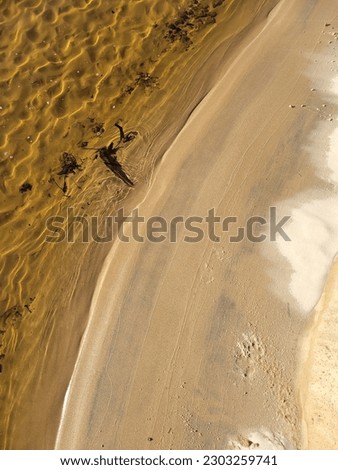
56;0;338;450
297;24;338;449
302;257;338;449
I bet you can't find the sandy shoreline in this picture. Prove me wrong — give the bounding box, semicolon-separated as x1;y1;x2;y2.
2;0;338;450
297;21;338;448
56;0;338;450
301;257;338;449
1;0;281;449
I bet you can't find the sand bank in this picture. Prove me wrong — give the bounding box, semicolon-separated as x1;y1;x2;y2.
298;23;338;449
267;31;338;315
1;0;281;449
302;257;338;449
56;0;338;450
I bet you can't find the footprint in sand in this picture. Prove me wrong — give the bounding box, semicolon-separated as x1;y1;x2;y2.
235;332;265;379
201;262;214;285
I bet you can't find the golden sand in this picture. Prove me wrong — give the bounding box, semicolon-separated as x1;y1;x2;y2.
2;0;338;451
56;0;338;451
0;0;279;449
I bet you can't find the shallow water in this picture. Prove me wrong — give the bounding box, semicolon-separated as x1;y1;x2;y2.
0;0;276;448
0;0;233;350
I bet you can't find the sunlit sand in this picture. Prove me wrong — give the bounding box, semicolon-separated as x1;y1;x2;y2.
1;0;338;450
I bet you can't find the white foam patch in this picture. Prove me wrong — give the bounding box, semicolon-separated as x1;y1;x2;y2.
265;51;338;314
327;127;338;184
331;75;338;97
274;196;338;312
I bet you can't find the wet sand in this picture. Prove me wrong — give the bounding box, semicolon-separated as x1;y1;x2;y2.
2;0;338;450
1;0;279;449
56;0;338;450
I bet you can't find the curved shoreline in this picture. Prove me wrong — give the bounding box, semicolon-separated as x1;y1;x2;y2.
1;0;281;449
3;0;338;450
56;0;312;449
57;0;338;450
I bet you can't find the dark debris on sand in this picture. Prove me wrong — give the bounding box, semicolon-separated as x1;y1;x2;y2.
57;152;82;176
164;0;217;48
135;72;159;89
89;123;136;187
0;299;35;373
53;152;82;195
123;72;159;97
0;305;23;373
19;182;32;193
92;122;105;136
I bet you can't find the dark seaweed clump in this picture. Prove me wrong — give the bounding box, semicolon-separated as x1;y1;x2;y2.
164;1;217;48
123;72;159;97
92;122;105;136
135;72;159;89
19;182;32;193
57;152;82;176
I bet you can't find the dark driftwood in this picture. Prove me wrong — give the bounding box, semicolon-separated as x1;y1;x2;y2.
86;123;136;187
97;145;134;187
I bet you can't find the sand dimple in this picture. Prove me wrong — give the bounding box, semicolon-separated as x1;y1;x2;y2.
235;332;265;379
227;429;289;450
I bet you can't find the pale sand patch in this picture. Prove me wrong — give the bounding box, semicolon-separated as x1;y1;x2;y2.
268;194;338;313
331;75;338;98
327;128;338;183
262;10;338;447
302;257;338;449
264;25;338;315
298;27;338;448
227;429;290;450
